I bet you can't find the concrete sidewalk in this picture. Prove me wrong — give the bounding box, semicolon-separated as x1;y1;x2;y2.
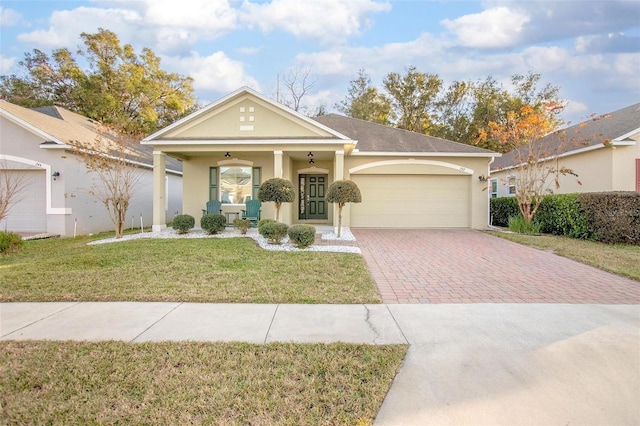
2;302;639;425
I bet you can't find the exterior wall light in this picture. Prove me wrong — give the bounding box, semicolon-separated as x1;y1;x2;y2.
52;171;61;180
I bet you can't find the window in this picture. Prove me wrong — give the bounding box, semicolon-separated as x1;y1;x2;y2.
490;179;498;198
507;176;516;196
210;166;261;204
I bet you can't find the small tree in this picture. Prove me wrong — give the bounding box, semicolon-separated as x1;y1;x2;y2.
257;178;295;222
478;102;580;225
326;180;362;237
72;125;143;238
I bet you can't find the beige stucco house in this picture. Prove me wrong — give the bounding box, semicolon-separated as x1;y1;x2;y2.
491;103;640;198
0;101;182;236
142;87;500;231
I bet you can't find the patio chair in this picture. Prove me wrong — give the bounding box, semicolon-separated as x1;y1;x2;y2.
241;200;261;227
202;200;222;216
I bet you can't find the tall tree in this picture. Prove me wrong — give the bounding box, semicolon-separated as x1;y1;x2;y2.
337;69;391;125
382;66;442;133
0;28;195;135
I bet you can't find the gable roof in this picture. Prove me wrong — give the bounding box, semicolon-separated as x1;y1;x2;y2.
492;102;640;171
0;101;182;173
313;114;498;156
143;86;352;143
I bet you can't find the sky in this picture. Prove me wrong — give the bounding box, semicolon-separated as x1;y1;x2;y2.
1;0;639;125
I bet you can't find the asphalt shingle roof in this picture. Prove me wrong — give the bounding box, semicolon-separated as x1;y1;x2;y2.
313;113;497;155
0;101;182;173
492;102;640;171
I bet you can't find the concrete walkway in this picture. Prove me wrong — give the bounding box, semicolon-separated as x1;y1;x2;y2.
2;302;639;425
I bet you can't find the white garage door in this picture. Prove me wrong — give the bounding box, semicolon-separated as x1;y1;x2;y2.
1;170;47;232
350;174;470;228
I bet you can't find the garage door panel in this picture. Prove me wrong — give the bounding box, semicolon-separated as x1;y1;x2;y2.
351;174;470;228
0;170;47;232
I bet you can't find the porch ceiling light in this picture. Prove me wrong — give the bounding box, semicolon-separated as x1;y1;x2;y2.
307;151;313;157
309;158;315;164
225;152;231;158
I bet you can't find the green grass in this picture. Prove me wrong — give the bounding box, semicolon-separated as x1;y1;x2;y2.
488;231;640;281
0;340;407;425
0;234;381;303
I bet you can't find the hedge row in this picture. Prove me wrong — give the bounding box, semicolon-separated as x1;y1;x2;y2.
490;192;640;245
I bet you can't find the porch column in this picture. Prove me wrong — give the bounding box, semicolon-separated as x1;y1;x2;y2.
152;151;167;232
274;150;283;178
334;150;344;180
333;150;345;229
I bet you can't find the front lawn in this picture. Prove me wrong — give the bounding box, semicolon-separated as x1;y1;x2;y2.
0;340;407;425
489;231;640;281
0;234;380;303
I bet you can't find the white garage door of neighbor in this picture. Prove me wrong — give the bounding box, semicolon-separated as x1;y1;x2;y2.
1;170;47;232
350;174;470;228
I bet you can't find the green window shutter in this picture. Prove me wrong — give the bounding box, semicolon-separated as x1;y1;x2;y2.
252;167;261;200
209;167;218;201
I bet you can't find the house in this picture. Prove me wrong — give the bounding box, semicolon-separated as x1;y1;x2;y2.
142;87;499;231
0;101;183;237
490;103;640;198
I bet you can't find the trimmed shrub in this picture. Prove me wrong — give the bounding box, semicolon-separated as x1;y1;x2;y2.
288;224;316;249
201;213;226;235
490;197;520;227
172;214;195;234
258;218;276;232
257;178;295;221
0;231;23;254
536;194;591;239
259;221;289;244
233;218;250;235
508;215;541;235
578;192;640;245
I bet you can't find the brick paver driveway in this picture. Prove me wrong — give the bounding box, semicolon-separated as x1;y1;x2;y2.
353;229;640;304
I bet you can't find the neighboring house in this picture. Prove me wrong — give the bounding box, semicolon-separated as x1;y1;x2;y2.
142;87;499;231
491;103;640;198
0;101;183;236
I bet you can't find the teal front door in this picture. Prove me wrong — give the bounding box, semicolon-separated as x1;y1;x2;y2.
299;174;327;220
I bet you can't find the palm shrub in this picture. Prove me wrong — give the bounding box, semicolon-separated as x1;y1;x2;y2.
201;213;226;234
508;214;541;235
326;179;362;237
259;221;289;244
233;218;250;234
172;214;195;234
257;178;295;221
288;224;316;249
0;231;23;254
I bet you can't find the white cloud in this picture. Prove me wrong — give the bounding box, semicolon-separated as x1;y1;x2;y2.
442;7;530;49
0;55;16;74
16;6;143;49
142;0;237;31
240;0;391;45
163;52;260;95
0;6;22;27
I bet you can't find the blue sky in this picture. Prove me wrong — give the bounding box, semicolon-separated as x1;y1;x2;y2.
1;0;639;125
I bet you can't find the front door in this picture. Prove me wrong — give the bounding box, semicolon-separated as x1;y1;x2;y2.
299;174;327;220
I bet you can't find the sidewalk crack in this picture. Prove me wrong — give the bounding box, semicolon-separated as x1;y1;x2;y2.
364;305;381;344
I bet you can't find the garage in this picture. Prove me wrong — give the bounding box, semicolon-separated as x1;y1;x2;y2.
350;174;471;228
1;169;47;233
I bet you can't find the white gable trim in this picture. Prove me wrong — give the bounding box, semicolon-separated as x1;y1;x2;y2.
0;108;65;145
142;87;352;143
613;127;640;142
0;154;71;215
349;159;474;175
